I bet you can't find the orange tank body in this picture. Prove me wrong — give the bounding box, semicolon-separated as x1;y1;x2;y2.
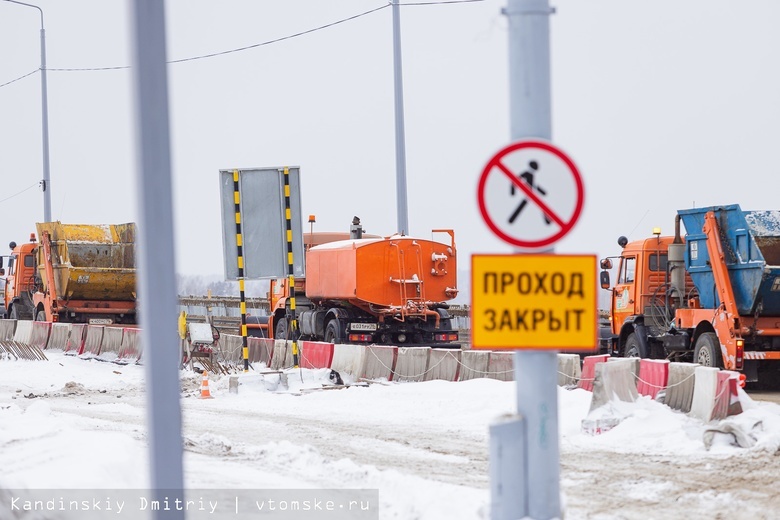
305;234;458;310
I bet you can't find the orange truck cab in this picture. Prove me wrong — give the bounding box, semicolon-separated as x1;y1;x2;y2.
2;236;40;320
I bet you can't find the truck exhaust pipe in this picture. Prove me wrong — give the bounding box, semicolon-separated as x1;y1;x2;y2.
668;214;685;306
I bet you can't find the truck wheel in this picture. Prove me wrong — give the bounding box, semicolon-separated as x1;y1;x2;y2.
275;318;288;339
695;332;724;368
35;310;46;322
324;320;343;344
624;332;644;358
9;306;18;320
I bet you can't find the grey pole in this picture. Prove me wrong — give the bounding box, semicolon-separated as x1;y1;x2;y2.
129;0;185;515
40;19;51;222
391;0;409;235
3;0;52;222
507;0;552;141
495;1;560;519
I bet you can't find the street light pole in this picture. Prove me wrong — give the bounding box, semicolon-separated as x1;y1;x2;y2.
4;0;52;222
391;0;409;236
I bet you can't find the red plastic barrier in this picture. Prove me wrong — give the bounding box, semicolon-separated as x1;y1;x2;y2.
117;327;142;363
80;325;105;357
578;354;609;391
64;324;87;355
29;321;51;351
300;341;334;369
712;371;742;421
727;374;743;417
637;359;670;399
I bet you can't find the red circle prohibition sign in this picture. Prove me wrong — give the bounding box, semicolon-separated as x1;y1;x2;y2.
477;140;584;249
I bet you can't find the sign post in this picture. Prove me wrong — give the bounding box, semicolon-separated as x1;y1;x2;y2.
476;139;592;520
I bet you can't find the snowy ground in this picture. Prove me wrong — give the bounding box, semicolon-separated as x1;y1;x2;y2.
2;352;780;520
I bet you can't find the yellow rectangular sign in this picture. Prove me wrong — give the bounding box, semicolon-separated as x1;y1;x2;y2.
471;254;597;350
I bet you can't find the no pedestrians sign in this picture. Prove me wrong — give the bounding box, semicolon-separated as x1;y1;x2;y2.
477;140;584;249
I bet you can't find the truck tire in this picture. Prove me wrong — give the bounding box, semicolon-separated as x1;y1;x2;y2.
324;320;343;344
695;332;724;368
9;306;18;320
35;310;46;322
624;332;644;358
275;318;288;339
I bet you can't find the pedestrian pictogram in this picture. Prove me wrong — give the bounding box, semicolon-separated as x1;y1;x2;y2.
508;160;551;225
478;140;584;249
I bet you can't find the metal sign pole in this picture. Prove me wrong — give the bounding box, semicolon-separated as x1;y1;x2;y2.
129;1;185;515
492;1;560;519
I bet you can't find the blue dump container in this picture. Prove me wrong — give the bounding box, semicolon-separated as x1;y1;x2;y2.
678;205;780;316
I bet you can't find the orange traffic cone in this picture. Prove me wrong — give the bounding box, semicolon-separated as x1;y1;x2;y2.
199;371;214;399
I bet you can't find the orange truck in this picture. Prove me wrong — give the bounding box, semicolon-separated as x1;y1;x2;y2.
599;204;780;383
1;222;137;324
251;219;460;347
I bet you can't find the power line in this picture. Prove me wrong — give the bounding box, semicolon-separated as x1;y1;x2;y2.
0;182;39;204
1;0;483;85
0;68;38;88
47;4;391;73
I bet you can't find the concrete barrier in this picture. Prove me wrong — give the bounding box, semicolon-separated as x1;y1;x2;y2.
331;343;367;379
557;354;581;387
12;320;33;345
363;345;397;380
269;339;289;370
300;341;334;369
486;351;514;381
80;325;105;357
97;327;124;361
663;362;698;413
424;348;461;381
117;328;142;363
29;322;51;351
47;323;71;350
394;347;430;382
589;358;639;411
637;359;670;399
220;334;243;364
578;354;609;391
458;350;490;381
0;319;16;341
689;366;721;422
247;337;271;365
286;340;300;367
259;338;275;365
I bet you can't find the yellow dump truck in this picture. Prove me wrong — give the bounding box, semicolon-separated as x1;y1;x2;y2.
1;222;137;324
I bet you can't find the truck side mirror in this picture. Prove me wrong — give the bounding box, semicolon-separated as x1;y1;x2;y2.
600;258;612;270
600;270;611;289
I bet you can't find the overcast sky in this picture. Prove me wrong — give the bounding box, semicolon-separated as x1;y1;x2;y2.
2;1;779;293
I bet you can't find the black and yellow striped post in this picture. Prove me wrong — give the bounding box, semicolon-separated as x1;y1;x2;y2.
282;166;300;368
233;169;250;372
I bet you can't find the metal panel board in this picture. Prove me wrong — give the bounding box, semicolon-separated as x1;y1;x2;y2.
220;167;305;280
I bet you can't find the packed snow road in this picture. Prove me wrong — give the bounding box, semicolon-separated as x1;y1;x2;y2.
2;353;780;519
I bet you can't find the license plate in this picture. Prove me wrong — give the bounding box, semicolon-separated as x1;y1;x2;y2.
350;322;377;331
89;318;113;325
